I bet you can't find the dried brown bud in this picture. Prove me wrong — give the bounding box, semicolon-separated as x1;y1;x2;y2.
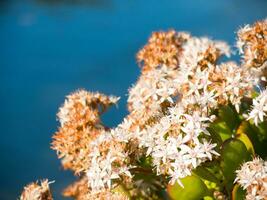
137;30;190;71
52;89;119;173
237;19;267;68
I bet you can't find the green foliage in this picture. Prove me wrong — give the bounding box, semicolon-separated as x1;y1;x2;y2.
194;166;220;185
236;124;255;155
167;105;266;200
209;120;232;143
238;121;267;158
167;175;209;200
218;105;240;131
232;184;246;200
208;106;240;144
220;139;251;191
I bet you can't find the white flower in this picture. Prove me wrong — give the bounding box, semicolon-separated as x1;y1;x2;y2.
247;89;267;126
87;153;118;190
200;140;219;160
236;24;252;54
109;96;120;104
194;87;216;109
235;157;267;200
169;157;192;187
181;112;211;137
86;130;132;192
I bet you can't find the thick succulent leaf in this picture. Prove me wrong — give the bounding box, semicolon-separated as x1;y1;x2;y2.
255;121;267;139
218;105;240;131
209;120;233;142
194;166;220;185
236;124;255;155
112;185;131;197
167;175;209;200
238;121;267;158
203;196;215;200
207;126;223;146
220;139;251;191
199;161;224;184
232;184;246;200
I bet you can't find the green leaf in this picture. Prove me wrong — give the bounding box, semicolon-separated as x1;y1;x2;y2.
138;156;153;168
203;196;215;200
209;120;233;142
255;121;267;139
112;184;131;197
236;124;255;155
194;166;220;185
218;105;240;131
220;139;250;191
207;126;223;146
232;184;246;200
202;162;224;184
167;175;209;200
238;121;267;158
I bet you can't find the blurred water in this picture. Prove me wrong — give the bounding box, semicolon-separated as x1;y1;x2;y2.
0;0;266;199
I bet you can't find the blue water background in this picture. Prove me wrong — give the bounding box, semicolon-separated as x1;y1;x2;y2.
0;0;266;199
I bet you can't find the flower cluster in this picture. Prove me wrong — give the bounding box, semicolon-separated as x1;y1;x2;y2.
247;88;267;126
136;31;189;71
86;130;132;191
126;31;257;186
20;19;267;200
237;19;267;68
52;90;120;174
51;90;133;199
63;177;129;200
235;157;267;200
20;180;53;200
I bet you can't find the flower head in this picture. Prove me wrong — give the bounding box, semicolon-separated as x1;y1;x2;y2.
20;180;54;200
247;88;267;126
137;30;190;71
57;89;119;127
235;157;267;200
237;19;267;68
52;89;120;173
